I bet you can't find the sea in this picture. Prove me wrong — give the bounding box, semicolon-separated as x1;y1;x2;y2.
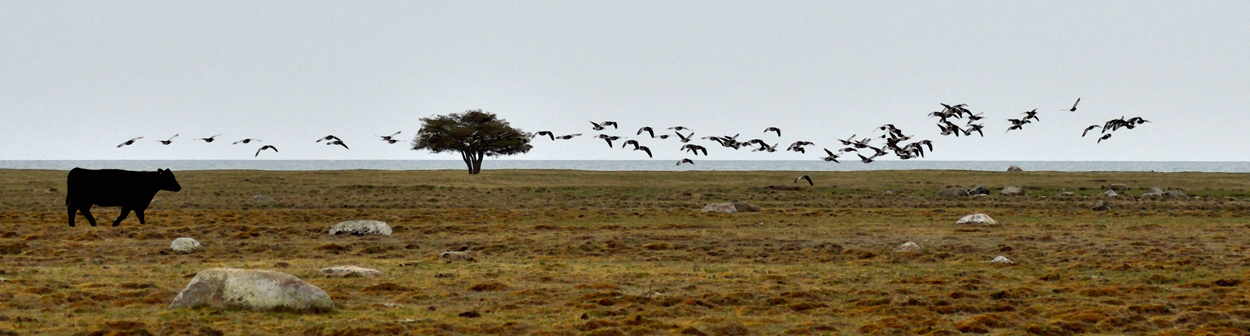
3;160;1250;172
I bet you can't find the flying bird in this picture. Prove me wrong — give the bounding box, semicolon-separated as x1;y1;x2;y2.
555;133;582;140
675;132;694;143
668;126;691;131
590;121;607;131
821;148;841;163
621;139;641;150
1023;109;1040;122
117;137;144;148
764;127;781;137
233;138;261;145
199;134;222;143
794;175;813;186
635;146;652;158
596;134;621;148
325;139;349;149
681;144;708;156
1006;119;1029;133
857;153;875;163
535;131;555;141
316;135;342;143
1069;98;1081;112
378;131;402;144
254;145;278;157
637;127;655;138
677;158;695;165
601;121;618;129
157;134;179;145
1081;125;1101;137
1097;133;1112;144
838;135;857;146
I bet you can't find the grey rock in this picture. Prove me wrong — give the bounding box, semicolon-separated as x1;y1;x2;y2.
732;203;761;212
1092;199;1111;211
439;251;472;261
319;266;383;278
328;220;392;236
170;237;201;253
1102;190;1118;197
968;185;991;196
1007;165;1024;172
956;213;997;225
701;203;737;213
991;256;1014;264
1000;186;1025;197
1107;184;1131;191
937;188;970;198
252;195;274;202
895;241;921;253
1057;191;1076;197
170;268;334;312
1163;190;1189;198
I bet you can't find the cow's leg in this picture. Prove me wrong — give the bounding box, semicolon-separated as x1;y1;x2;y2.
135;209;146;225
113;208;131;227
67;206;76;227
81;207;97;227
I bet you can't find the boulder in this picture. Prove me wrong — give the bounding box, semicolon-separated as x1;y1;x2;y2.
318;266;384;278
170;268;333;312
1000;186;1025;197
895;242;921;253
1108;184;1131;191
1006;165;1024;172
968;185;991;196
1163;190;1189;199
1092;200;1111;211
701;203;737;213
328;220;392;236
937;188;970;198
731;203;761;212
1102;190;1118;198
439;251;472;261
956;213;997;225
170;237;201;253
991;256;1014;264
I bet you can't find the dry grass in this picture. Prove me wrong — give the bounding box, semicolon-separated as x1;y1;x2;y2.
2;169;1250;335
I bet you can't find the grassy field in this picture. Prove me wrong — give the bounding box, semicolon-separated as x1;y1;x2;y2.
2;169;1250;335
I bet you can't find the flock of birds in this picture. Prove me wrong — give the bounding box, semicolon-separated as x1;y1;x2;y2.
529;98;1150;165
115;132;406;157
115;98;1150;163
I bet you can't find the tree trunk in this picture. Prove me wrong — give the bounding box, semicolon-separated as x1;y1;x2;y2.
471;151;484;174
460;150;475;175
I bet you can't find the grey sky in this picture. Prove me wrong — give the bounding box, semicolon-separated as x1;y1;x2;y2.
2;1;1247;161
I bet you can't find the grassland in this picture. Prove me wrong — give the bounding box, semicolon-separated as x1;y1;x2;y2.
2;169;1250;335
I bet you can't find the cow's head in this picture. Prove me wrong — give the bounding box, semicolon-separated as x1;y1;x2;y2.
157;169;182;192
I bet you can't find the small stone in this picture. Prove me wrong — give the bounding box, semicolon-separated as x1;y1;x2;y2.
1092;200;1111;211
968;185;991;196
895;242;921;253
439;251;471;261
318;266;384;278
955;213;997;225
170;237;202;253
1108;184;1131;191
991;256;1014;264
252;195;274;202
328;220;392;236
170;268;334;312
1000;186;1025;197
700;203;737;213
1102;190;1118;197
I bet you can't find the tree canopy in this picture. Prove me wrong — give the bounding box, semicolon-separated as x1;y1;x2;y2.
411;110;532;174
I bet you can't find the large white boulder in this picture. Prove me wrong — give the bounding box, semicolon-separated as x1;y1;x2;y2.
328;220;392;236
318;265;384;278
170;237;201;253
1000;186;1025;197
955;213;997;225
170;268;334;312
991;256;1014;264
701;203;737;213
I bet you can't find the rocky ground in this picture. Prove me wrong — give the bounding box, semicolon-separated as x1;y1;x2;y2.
2;169;1250;335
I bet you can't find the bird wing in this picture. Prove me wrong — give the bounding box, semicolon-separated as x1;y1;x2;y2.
824;148;834;156
1071;98;1080;110
641;147;652;158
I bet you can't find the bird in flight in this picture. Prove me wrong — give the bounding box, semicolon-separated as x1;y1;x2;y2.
254;145;278;157
199;134;222;143
821;148;841;163
591;121;618;131
764;127;781;137
675;132;694;143
637;127;655;138
1069;98;1080;112
555;133;582;140
233;138;262;145
621;139;641;150
316;135;341;143
857;153;875;163
325;139;349;149
794;175;813;186
635;146;652;158
1022;109;1040;122
596;134;621;148
157;134;179;145
117;137;144;148
1006;119;1029;133
378;131;402;144
535;131;555;141
668;126;691;132
682;144;708;156
1081;125;1101;137
677;158;695;165
1097;133;1112;144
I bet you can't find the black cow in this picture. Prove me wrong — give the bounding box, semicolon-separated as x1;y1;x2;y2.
66;168;182;227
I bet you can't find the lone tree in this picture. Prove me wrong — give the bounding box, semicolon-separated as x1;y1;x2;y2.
412;110;532;174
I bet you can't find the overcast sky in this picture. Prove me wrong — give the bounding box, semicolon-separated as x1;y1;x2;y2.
2;1;1247;161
